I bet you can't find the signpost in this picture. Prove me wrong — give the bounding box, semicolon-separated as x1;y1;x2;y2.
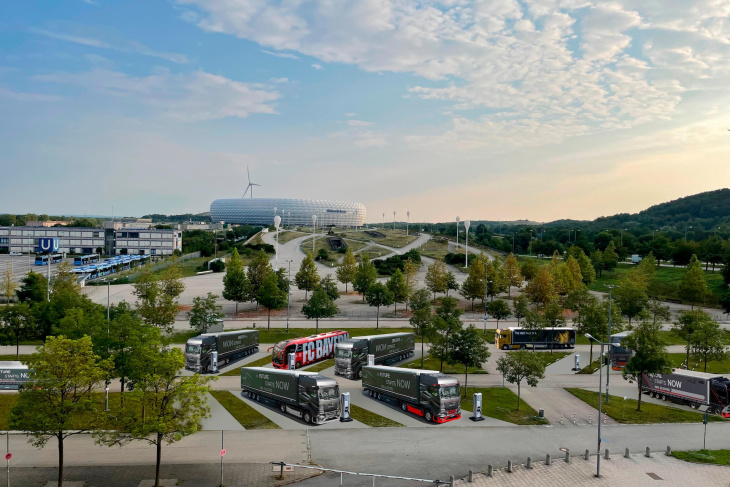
38;237;60;302
219;431;225;487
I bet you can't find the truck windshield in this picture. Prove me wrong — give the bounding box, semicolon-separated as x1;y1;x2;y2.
440;385;460;398
186;345;201;354
336;349;351;359
319;386;339;400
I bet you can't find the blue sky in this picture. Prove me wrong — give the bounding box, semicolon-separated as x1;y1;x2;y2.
2;1;729;223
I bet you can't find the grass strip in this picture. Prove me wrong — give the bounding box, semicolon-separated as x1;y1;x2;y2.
0;395;18;430
348;404;404;427
667;353;730;374
565;387;725;424
461;387;549;425
303;359;334;373
400;354;488;375
209;390;280;430
672;449;730;466
532;351;571;368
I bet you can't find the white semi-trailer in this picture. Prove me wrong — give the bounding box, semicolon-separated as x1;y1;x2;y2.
641;369;730;416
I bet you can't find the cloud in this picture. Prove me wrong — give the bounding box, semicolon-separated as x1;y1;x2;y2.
81;0;99;5
345;112;357;118
0;86;64;102
347;120;373;127
270;77;289;83
29;28;190;64
262;50;299;59
311;64;322;70
35;68;280;120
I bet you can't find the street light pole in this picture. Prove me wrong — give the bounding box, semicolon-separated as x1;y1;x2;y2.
406;211;410;237
604;284;618;404
464;220;471;268
586;334;606;478
311;215;317;254
393;211;396;231
285;259;293;333
455;217;460;249
274;215;281;263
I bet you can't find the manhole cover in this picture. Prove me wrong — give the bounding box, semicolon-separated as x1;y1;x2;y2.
646;473;663;480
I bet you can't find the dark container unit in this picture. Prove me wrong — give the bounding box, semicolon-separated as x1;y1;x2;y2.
334;332;415;379
641;369;730;415
241;367;340;424
361;365;461;423
185;330;259;373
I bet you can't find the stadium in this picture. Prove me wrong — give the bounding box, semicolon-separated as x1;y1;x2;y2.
210;198;367;227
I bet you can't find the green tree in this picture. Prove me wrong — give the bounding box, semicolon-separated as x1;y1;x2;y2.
512;295;529;325
187;292;223;333
673;309;708;369
353;256;377;302
97;347;213;487
678;254;709;308
519;259;539;281
10;336;112;487
16;271;47;303
408;289;433;368
431;297;463;371
1;267;17;303
460;258;486;310
613;278;649;326
386;269;409;313
246;250;272;308
402;260;419;311
302;287;339;333
336;247;357;293
222;248;249;316
445;271;459;297
132;265;185;334
524;266;555;309
295;252;321;301
504;253;523;297
0;303;35;359
622;321;671;411
495;350;545;411
636;252;657;285
591;250;605;277
700;235;725;270
425;259;448;300
486;258;509;299
319;275;340;301
365;283;394;329
691;316;727;372
449;325;490;396
258;272;288;330
646;298;671;325
486;299;511;330
573;298;624;364
576;250;596;284
603;241;619;271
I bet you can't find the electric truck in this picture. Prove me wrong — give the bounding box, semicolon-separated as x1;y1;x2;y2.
185;329;259;373
334;332;415;379
641;369;730;416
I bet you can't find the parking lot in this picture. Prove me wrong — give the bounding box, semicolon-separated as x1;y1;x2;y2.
0;252;71;284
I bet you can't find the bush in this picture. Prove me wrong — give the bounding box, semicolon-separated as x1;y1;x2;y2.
372;250;420;276
444;252;476;266
209;260;225;272
241;243;275;254
316;249;330;261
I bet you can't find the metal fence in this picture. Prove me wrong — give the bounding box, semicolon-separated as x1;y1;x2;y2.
270;462;452;486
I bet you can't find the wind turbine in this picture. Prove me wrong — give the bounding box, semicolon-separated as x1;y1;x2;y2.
242;165;261;199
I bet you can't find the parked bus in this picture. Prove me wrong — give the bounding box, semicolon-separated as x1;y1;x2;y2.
495;327;576;350
35;253;63;265
271;331;351;369
74;254;99;266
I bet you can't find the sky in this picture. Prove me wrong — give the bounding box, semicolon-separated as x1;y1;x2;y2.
1;0;729;224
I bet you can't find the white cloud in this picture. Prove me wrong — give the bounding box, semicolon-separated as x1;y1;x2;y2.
262;50;299;59
347;120;373;127
311;64;322;70
270;77;289;83
345;112;357;117
35;69;279;120
81;0;99;5
30;28;190;64
0;86;64;102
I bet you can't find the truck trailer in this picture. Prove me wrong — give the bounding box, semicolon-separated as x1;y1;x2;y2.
361;366;461;423
334;332;415;379
0;361;31;390
641;369;730;416
495;327;576;350
185;329;259;373
240;367;340;424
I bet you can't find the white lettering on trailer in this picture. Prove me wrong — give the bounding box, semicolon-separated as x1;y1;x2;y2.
668;380;682;388
316;339;323;359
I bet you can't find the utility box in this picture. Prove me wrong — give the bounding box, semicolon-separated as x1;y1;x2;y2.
288;353;296;370
211;351;218;373
340;392;352;422
367;354;375;366
470;392;484;421
574;354;580;371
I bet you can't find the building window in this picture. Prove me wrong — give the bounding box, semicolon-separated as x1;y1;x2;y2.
151;249;156;255
129;232;139;239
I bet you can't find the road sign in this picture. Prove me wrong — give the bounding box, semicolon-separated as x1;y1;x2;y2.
220;449;226;457
38;238;59;253
5;453;11;460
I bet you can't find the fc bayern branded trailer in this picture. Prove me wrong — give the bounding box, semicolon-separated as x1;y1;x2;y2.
0;361;31;390
185;329;259;373
361;365;461;423
334;332;415;379
271;330;350;369
641;369;730;416
240;367;340;424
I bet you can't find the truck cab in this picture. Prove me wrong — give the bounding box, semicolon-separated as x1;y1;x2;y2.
272;339;298;368
185;336;216;373
299;375;341;424
420;375;461;423
334;340;365;379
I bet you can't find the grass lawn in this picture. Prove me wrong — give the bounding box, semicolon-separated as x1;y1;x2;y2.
302;358;334;372
299;236;368;263
369;230;416;249
209;390;280;430
667;353;730;374
0;354;31;363
348;404;404;427
356;247;392;261
565;388;725;424
418;239;450;260
219;355;274;376
532;351;571;368
400;354;488;375
276;230;309;244
576;357;602;374
0;395;18;430
461;387;549;425
672;449;730;466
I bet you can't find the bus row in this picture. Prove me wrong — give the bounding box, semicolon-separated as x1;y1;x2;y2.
35;253;101;266
70;254;150;279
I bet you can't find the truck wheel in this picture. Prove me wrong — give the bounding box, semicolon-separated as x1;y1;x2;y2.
296;362;302;369
303;410;312;424
280;403;287;413
502;345;509;350
377;393;382;401
424;410;433;422
357;370;362;380
401;402;408;412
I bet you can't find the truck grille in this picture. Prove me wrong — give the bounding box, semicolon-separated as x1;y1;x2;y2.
324;403;339;412
448;409;458;416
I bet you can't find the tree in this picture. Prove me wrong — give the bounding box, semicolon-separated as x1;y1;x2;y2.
16;271;47;303
460;258;486;310
10;336;112;487
622;321;671;411
486;300;511;330
512;295;529;325
187;292;223;333
591;250;605;277
0;303;35;359
319;275;340;301
1;267;17;303
245;250;272;308
431;297;463;371
336;247;357;293
425;260;448;300
295;252;321;301
524;267;555;309
646;298;671;325
504;253;523;297
673;309;708;369
409;289;433;368
495;350;545;411
692;316;727;372
678;254;709;308
222;248;249;316
449;325;490;396
353;256;377;302
486;258;509;299
97;346;213;487
365;283;394;329
576;250;596;284
132;265;185;334
700;236;725;271
613;278;649;326
386;269;409;313
520;259;539;281
258;272;288;330
402;260;419;311
573;298;624;365
301;287;340;333
603;241;619;271
445;271;459;297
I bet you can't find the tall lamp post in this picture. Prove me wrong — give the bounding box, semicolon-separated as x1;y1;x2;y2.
274;215;281;263
285;259;293;332
604;284;618;404
393;211;396;231
586;333;608;478
464;220;471;268
406;211;410;237
311;215;317;254
455;216;460;248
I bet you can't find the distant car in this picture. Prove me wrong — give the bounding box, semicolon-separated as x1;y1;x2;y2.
9;252;21;256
